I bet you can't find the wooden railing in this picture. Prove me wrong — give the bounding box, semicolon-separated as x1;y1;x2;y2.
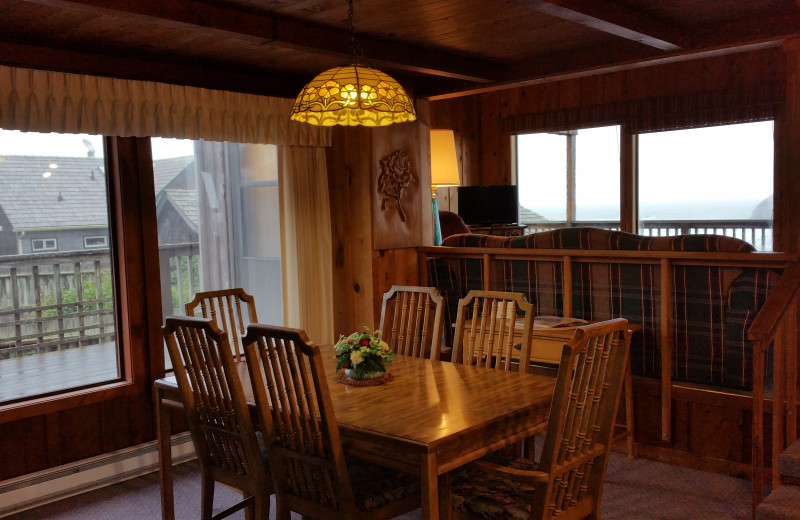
421;245;795;486
522;219;773;251
748;260;800;515
0;249;115;359
0;243;201;360
158;242;201;316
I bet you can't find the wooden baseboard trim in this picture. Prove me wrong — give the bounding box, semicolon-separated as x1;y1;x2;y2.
635;444;753;480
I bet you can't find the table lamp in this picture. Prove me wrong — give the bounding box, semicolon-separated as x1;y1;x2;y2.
430;129;461;245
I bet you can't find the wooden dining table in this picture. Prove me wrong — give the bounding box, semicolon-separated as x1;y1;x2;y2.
154;346;556;520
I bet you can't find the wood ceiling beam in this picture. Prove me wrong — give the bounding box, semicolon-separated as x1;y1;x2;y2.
515;0;687;51
22;0;501;83
426;41;781;101
427;7;800;99
0;41;305;98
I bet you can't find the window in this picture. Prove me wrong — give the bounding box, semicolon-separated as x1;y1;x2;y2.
153;138;283;367
31;238;57;252
0;130;118;404
84;236;108;249
638;121;773;251
516;126;621;233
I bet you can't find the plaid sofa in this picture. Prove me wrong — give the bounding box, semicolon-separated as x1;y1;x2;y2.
427;228;780;390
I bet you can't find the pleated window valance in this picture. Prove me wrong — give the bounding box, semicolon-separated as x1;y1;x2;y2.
0;65;331;146
502;82;785;135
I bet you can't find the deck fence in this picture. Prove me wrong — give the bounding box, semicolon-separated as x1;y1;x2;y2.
522;219;773;251
0;249;115;360
0;243;201;360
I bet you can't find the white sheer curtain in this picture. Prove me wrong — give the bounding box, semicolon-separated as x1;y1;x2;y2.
278;146;334;344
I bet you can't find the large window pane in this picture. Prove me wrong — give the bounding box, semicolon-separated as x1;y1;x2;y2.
575;126;621;221
0;130;118;403
517;126;621;232
638;121;773;251
154;139;283;368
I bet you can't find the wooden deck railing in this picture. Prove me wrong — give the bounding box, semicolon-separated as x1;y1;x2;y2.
522;219;773;251
158;242;201;316
748;260;800;515
0;243;201;360
0;249;115;359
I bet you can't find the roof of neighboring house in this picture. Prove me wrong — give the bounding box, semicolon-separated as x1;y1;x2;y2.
153;156;194;195
0;154;196;231
161;189;199;231
0;155;108;230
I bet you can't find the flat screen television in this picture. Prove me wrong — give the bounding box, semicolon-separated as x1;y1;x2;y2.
457;185;519;226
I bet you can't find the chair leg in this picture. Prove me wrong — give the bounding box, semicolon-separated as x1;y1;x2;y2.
253;494;270;520
275;497;291;520
201;475;215;520
245;493;254;520
623;358;636;459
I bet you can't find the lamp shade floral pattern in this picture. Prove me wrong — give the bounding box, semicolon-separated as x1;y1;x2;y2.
290;65;416;126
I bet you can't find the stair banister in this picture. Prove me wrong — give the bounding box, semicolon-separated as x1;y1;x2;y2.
748;260;800;516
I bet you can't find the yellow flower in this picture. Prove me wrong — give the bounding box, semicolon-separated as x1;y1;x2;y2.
340;84;359;106
361;85;378;102
379;340;390;352
350;350;363;365
318;80;340;99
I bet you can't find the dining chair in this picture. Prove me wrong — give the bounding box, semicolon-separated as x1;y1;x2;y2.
379;285;444;360
452;290;536;372
161;316;272;520
242;324;421;520
449;318;633;520
186;288;258;362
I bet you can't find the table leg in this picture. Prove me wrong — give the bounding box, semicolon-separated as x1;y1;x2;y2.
420;452;440;520
438;471;453;520
155;385;175;520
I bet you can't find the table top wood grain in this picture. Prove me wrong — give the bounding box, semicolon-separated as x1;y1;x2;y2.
156;345;556;519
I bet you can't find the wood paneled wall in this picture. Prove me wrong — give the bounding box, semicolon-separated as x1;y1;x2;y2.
775;38;800;254
326;101;432;337
431;46;786;187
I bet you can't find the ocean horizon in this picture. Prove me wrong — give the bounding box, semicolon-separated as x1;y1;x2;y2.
522;198;771;222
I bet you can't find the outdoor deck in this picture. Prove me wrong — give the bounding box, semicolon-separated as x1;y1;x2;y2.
0;342;119;402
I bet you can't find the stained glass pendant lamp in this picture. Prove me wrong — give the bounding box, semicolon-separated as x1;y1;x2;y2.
290;0;416;127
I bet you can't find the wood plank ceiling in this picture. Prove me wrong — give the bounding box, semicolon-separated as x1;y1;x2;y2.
0;0;798;100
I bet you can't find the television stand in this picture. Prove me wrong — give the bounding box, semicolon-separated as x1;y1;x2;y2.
469;224;526;237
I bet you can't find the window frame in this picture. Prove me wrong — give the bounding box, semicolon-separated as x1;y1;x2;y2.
31;237;57;252
84;235;108;249
514;125;623;229
512;120;773;243
0;136;160;424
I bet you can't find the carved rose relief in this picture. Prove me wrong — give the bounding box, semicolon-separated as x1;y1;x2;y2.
377;149;415;222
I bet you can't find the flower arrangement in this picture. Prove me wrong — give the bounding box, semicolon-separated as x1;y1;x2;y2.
333;327;394;380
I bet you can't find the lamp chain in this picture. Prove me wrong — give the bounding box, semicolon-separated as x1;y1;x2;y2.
347;0;366;65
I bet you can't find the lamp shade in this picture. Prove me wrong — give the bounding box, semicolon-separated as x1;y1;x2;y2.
430;129;460;186
291;65;416;127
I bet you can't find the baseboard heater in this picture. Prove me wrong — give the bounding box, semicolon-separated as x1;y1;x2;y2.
0;432;195;517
